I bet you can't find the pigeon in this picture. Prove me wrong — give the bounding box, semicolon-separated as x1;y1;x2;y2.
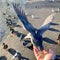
3;43;8;50
12;3;56;51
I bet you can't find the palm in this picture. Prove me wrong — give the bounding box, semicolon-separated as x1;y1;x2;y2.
33;46;55;60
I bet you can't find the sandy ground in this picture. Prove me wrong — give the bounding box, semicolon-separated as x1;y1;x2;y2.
0;4;60;60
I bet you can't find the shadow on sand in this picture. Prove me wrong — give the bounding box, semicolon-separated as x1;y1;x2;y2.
43;37;57;44
8;48;29;60
0;56;7;60
49;28;60;32
50;22;59;25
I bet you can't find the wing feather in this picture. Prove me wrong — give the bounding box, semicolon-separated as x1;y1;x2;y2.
12;3;36;35
37;13;56;36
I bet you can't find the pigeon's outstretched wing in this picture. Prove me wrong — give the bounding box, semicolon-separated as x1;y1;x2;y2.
37;13;56;36
12;3;36;35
